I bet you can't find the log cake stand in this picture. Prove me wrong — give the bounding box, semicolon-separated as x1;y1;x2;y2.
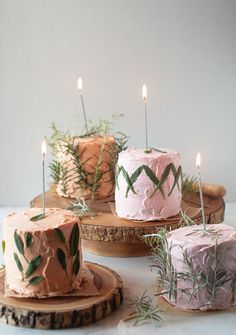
0;262;123;329
30;188;225;257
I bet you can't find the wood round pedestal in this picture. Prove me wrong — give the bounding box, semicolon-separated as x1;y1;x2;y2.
0;262;123;329
30;188;225;257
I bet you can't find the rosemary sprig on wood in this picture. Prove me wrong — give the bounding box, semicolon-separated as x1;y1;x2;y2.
182;174;198;198
178;209;196;227
67;199;95;218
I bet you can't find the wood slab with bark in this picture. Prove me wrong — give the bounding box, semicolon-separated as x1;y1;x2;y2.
0;262;123;329
31;188;225;257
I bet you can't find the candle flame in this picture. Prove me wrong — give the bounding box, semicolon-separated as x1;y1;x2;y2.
142;84;147;101
196;152;201;169
42;140;47;156
77;77;83;92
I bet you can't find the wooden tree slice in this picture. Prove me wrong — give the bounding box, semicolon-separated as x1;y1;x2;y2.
0;262;123;329
31;188;225;257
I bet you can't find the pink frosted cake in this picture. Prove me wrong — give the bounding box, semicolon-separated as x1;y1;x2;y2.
161;223;236;310
3;208;82;298
115;147;182;221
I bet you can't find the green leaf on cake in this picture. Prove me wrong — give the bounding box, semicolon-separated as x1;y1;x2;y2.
73;251;80;277
30;213;46;222
69;223;80;256
25;232;33;248
25;255;42;278
126;166;144;196
153;148;167;153
14;231;24;255
14;252;23;273
150;164;172;198
118;162;182;199
57;248;67;271
168;165;182;196
1;240;5;254
28;275;44;285
143;166;159;184
55;228;66;244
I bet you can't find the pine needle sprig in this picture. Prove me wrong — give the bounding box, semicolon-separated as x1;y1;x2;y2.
143;228;169;250
126;291;163;325
46;122;71;186
182;174;198;198
185;226;221;240
178;209;196;227
67;199;96;218
80;118;112;137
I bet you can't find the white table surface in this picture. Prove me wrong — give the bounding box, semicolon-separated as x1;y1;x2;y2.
0;204;236;334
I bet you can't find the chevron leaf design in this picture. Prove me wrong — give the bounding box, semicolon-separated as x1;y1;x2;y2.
116;163;182;199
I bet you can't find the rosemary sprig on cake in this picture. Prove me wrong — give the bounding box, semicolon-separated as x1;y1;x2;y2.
47;115;128;199
143;225;236;310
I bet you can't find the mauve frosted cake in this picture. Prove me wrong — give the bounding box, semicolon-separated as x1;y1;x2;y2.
162;223;236;310
3;208;82;298
115;147;182;221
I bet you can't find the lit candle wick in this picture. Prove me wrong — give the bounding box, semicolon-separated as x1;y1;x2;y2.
77;77;88;133
142;84;148;152
196;152;206;230
42;140;47;216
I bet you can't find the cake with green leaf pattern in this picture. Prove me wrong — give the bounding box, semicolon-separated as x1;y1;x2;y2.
115;147;182;221
3;208;82;298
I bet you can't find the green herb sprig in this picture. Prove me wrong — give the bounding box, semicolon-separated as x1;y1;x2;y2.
182;174;198;198
46;115;128;197
125;291;163;325
67;199;95;218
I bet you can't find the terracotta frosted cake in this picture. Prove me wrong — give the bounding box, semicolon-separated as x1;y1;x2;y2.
115;147;182;221
56;135;116;200
3;208;83;298
160;224;236;310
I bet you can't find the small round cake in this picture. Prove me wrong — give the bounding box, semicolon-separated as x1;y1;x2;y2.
57;135;115;200
115;147;182;221
162;223;236;310
3;208;82;298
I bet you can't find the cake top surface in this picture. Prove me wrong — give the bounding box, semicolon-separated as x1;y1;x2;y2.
168;223;236;247
4;208;78;232
73;135;114;143
119;147;180;160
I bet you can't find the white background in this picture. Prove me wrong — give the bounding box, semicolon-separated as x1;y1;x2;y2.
0;0;235;205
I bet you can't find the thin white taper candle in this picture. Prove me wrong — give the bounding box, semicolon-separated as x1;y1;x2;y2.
42;140;46;216
196;152;206;230
142;84;148;151
78;77;88;133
